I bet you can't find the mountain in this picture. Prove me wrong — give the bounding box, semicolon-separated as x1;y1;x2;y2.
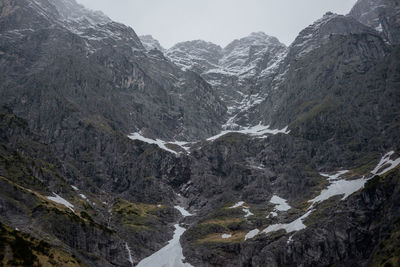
0;0;226;142
0;0;400;266
166;32;287;129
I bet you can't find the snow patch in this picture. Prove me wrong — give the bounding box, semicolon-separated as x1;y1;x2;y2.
320;170;349;181
262;210;313;235
262;169;367;237
371;151;400;176
309;177;367;204
245;229;260;240
136;224;193;267
243;207;254;218
174;206;193;217
128;132;191;155
229;201;253;218
71;185;79;191
208;124;290;141
229;201;245;209
47;193;74;211
268;211;278;218
270;195;291;212
221;234;232;239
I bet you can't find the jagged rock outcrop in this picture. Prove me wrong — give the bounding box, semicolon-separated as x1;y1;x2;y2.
166;40;223;74
139;34;165;52
349;0;400;44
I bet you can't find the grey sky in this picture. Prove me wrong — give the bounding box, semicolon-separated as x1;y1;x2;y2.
76;0;358;49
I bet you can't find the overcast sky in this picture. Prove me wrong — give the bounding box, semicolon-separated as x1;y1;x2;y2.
76;0;358;49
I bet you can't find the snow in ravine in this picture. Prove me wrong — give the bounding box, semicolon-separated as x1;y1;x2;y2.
136;224;193;267
136;206;193;267
174;205;193;217
47;193;74;211
221;234;232;239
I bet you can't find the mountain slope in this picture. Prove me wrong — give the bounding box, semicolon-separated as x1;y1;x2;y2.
0;0;400;266
0;0;226;142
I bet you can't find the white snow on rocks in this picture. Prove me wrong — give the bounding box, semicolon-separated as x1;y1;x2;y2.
371;151;400;175
268;195;291;218
207;124;290;141
257;170;366;239
47;193;74;211
262;210;313;235
245;229;260;240
308;176;367;204
125;243;134;267
252;153;399;240
243;207;254;218
71;185;79;191
136;224;193;267
270;195;291;212
320;170;349;181
221;234;232;239
229;201;245;209
128;132;191;155
268;211;278;218
229;201;253;218
174;206;193;217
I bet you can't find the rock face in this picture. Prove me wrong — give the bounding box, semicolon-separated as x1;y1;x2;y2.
0;0;400;266
349;0;400;44
139;34;165;52
0;0;226;141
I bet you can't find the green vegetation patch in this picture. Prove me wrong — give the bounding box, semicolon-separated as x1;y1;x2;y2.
0;223;84;267
369;217;400;267
112;198;163;230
